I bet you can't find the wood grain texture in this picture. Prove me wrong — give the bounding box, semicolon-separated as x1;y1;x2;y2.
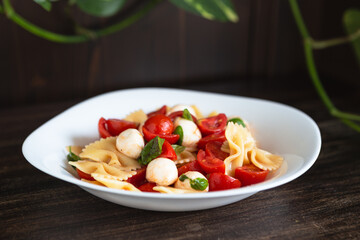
1;78;360;239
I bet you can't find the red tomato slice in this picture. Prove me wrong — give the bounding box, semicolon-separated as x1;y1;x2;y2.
98;117;112;138
208;173;241;191
158;140;177;160
168;111;197;122
142;126;180;144
144;114;174;135
76;169;95;181
147;105;167;118
106;119;138;136
197;130;226;149
197;149;225;174
138;182;158;192
197;113;227;136
205;141;229;161
177;161;206;176
235;164;269;186
126;167;147;187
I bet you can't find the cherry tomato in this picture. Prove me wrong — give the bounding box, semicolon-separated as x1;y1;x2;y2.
208;173;241;191
197;149;225;174
168;111;197;122
158;140;177;160
142;126;180;144
138;182;158;192
98;117;112;138
197;130;226;149
76;168;95;181
235;164;269;186
126;167;147;187
205;141;229;161
197;113;227;136
177;161;206;176
144;114;174;135
148;105;167;118
106;119;138;136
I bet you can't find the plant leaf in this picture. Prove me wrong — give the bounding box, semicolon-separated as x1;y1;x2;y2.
75;0;126;17
343;9;360;67
169;0;238;22
138;136;165;165
34;0;52;11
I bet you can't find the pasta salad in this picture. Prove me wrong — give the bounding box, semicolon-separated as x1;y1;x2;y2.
67;104;283;193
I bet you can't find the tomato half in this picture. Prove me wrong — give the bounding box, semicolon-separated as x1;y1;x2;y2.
147;105;167;118
126;167;147;187
235;164;269;186
205;141;229;161
106;119;138;136
168;111;197;122
138;182;158;192
144;114;174;135
98;117;112;138
76;169;95;181
197;113;227;136
158;140;177;160
177;161;206;176
197;130;226;149
208;173;241;191
197;149;225;174
142;127;180;144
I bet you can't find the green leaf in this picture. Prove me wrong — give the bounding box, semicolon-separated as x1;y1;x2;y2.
227;117;246;127
75;0;126;17
169;0;238;22
173;125;184;145
182;108;193;121
138;136;165;165
179;174;189;182
343;9;360;67
172;144;186;155
34;0;52;11
190;178;209;191
67;146;81;162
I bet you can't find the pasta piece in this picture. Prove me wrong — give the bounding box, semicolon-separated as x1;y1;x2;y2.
66;145;83;155
174;150;196;165
81;179;105;186
80;137;141;171
124;109;147;123
221;141;230;153
153;186;203;194
69;160;137;181
224;122;256;176
191;105;203;118
248;148;283;171
92;173;140;192
207;111;218;117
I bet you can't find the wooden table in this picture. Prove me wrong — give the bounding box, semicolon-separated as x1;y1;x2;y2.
1;79;360;239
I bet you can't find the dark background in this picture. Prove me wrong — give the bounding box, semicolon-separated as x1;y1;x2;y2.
0;0;359;109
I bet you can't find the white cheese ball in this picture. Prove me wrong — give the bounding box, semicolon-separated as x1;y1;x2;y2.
167;104;196;117
146;158;178;186
175;171;209;192
116;129;144;159
174;118;202;148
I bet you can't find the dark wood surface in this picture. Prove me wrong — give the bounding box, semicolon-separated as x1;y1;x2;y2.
1;79;360;239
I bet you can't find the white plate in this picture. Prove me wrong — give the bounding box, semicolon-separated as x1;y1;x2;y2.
22;88;321;211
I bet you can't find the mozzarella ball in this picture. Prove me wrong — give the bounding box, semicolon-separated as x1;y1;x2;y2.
116;129;144;159
174;118;202;148
175;171;209;192
146;158;178;186
167;104;196;117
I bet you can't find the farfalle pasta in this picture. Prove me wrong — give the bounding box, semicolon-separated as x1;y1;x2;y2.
67;104;283;193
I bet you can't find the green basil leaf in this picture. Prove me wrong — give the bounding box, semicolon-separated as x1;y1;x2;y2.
138;136;165;165
179;174;189;182
34;0;52;11
172;144;186;155
76;0;126;17
190;178;209;191
169;0;238;22
173;125;184;145
182;108;193;121
343;9;360;67
67;146;81;162
227;117;246;127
